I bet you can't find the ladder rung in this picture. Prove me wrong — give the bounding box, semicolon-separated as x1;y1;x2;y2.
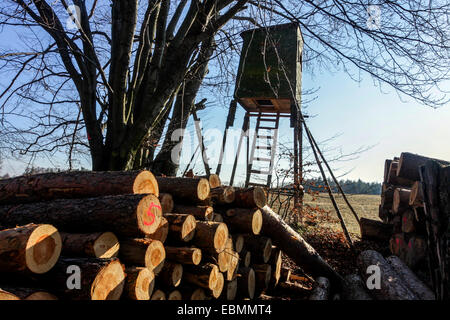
251;170;271;175
257;135;272;139
248;182;268;187
257;126;276;130
256;146;272;150
255;157;271;162
259;118;277;122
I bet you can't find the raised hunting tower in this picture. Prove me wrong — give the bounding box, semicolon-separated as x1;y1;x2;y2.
216;22;304;210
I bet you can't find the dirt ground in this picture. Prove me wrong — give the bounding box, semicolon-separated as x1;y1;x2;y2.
261;193;389;300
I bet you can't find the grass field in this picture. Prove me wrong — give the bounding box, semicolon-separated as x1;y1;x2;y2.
302;192;381;237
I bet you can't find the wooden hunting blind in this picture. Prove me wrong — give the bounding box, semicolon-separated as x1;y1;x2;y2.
235;22;303;113
215;22;305;213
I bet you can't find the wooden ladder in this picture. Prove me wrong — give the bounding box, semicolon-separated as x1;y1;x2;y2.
245;112;280;188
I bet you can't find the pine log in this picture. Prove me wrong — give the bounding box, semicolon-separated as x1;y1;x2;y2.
380;185;395;210
260;205;344;288
232;234;244;253
389;233;408;261
172;204;214;221
159;261;183;288
384;159;393;183
206;239;231;272
159;193;174;213
150;289;166;300
164;214;197;242
269;247;282;287
184;263;219;290
223;208;262;235
0;194;163;237
342;274;372;300
0;287;58;300
401;210;416;233
0;170;159;204
225;237;239;281
359;217;392;242
393;188;411;214
240;249;251;268
207;186;236;205
236;267;256;299
357;250;418;300
405;236;427;269
409;181;424;207
145;217;169;243
387;161;414;187
123;267;155;300
155;177;210;201
179;287;206;300
220;279;238;300
212;213;224;222
233;187;267;208
378;205;391;223
192;221;229;253
42;257;126;300
0;223;61;274
397;152;449;181
253;264;271;295
167;290;182;300
212;271;225;298
309;277;330;300
119;238;165;272
243;235;272;264
386;255;435;300
164;246;202;265
60;232;119;259
195;174;222;188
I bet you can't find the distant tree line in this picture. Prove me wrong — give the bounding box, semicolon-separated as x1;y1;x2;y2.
302;177;381;195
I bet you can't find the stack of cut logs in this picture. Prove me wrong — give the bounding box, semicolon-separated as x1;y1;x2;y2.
0;171;289;300
359;152;450;300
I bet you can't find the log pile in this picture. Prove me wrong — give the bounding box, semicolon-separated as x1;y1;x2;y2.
362;152;450;300
0;170;338;300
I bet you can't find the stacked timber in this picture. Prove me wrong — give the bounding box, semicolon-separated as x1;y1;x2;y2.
0;170;336;300
362;152;450;300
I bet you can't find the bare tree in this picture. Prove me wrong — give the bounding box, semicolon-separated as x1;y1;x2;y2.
0;0;448;173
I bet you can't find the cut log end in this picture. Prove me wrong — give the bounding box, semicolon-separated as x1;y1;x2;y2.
125;267;155;300
159;193;174;213
93;232;119;258
233;234;244;253
181;215;197;242
133;170;159;197
197;178;211;201
91;260;126;300
168;290;182;300
208;174;222;188
224;279;238;300
137;194;163;235
213;223;229;252
212;271;224;298
144;240;166;272
150;289;166;300
26;224;62;274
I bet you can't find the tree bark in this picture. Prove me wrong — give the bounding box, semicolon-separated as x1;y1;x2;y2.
359;217;392;242
269;246;282;288
192;221;229;253
236;267;255;299
342;274;372;300
260;205;344;288
159;193;174;213
0;194;162;237
387;161;414;187
60;232;119;259
0;286;58;300
309;277;330;300
0;223;61;275
223;208;262;235
155;177;210;201
393;188;411;214
172;204;214;221
123;266;155;300
0;170;159;204
145;217;169;243
386;255;435;300
253;264;271;295
397;152;449;181
41;257;126;300
164;246;202;265
233;187;267;208
357;250;418;300
243;235;272;264
409;181;424;207
183;263;219;290
119;238;165;272
164;213;197;242
220;279;237;300
159;261;183;288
